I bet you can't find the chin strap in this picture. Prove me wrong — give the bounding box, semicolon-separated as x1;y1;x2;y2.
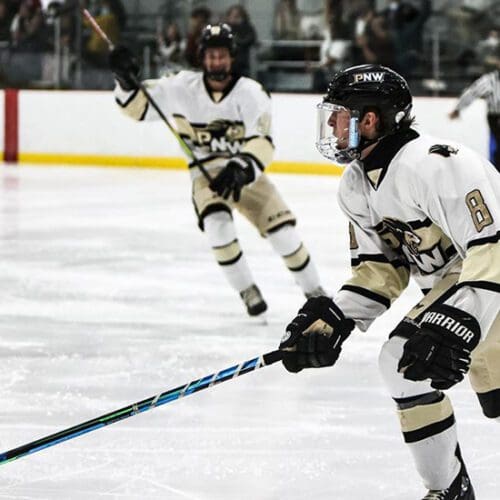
337;137;379;163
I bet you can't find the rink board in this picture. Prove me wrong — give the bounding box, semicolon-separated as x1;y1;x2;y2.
1;90;490;174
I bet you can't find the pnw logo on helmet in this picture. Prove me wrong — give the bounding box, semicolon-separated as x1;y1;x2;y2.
209;25;222;36
315;64;413;164
352;72;384;83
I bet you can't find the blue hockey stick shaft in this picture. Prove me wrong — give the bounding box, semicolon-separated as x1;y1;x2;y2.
0;350;283;465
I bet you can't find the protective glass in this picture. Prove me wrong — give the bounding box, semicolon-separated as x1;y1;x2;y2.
316;102;360;164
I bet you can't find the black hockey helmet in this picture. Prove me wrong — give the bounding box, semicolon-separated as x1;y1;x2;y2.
199;23;235;58
316;64;413;163
325;64;412;133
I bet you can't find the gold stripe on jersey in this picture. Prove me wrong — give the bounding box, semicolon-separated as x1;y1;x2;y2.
213;239;242;266
283;244;310;271
349;223;359;250
398;394;453;433
470;313;500;394
346;260;410;303
173;115;197;140
117;89;149;121
242;136;274;169
405;270;460;321
459;241;500;286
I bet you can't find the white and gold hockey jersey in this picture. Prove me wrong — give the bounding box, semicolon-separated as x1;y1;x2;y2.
334;129;500;336
114;71;274;179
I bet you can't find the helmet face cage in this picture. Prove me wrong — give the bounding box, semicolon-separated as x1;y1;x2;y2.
316;64;412;163
316;103;361;164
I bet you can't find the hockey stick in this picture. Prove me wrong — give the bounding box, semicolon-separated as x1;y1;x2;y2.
0;350;282;465
82;9;212;181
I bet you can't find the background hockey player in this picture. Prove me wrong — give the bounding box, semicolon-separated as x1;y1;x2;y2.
449;63;500;172
279;64;500;499
109;23;325;317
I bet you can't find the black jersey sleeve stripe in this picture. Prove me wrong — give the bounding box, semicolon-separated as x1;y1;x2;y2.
351;254;409;269
351;253;390;265
374;217;433;232
340;285;391;308
467;231;500;249
445;245;458;259
139;102;149;121
407;218;433;230
245;135;274;146
239;151;266;171
115;88;140;108
186;119;244;127
187;153;226;169
456;281;500;293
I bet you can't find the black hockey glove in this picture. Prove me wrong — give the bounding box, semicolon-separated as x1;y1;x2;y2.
209;155;256;202
109;45;141;91
279;296;355;373
398;304;481;390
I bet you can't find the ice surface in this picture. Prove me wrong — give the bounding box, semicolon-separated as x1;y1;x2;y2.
0;165;497;499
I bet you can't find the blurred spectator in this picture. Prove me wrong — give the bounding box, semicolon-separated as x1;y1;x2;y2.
446;2;484;61
272;0;303;60
0;0;11;85
44;1;77;49
273;0;300;40
83;0;121;67
107;0;126;30
8;0;47;85
383;0;431;77
156;20;186;75
10;0;47;51
60;2;77;51
313;4;351;91
477;29;500;70
344;0;373;34
296;0;324;40
41;1;80;85
184;5;211;69
225;4;256;76
0;0;11;44
354;7;395;67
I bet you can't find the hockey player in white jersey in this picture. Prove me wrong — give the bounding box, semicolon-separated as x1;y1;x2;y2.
109;23;324;316
279;64;500;499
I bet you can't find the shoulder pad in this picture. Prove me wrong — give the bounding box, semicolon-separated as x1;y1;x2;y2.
428;144;459;157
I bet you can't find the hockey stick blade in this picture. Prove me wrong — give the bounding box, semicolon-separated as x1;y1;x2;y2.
0;350;283;465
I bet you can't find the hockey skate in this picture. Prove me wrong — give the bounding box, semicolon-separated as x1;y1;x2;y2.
240;284;267;316
422;452;475;500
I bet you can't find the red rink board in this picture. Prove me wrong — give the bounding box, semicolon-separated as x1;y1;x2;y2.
4;88;19;163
